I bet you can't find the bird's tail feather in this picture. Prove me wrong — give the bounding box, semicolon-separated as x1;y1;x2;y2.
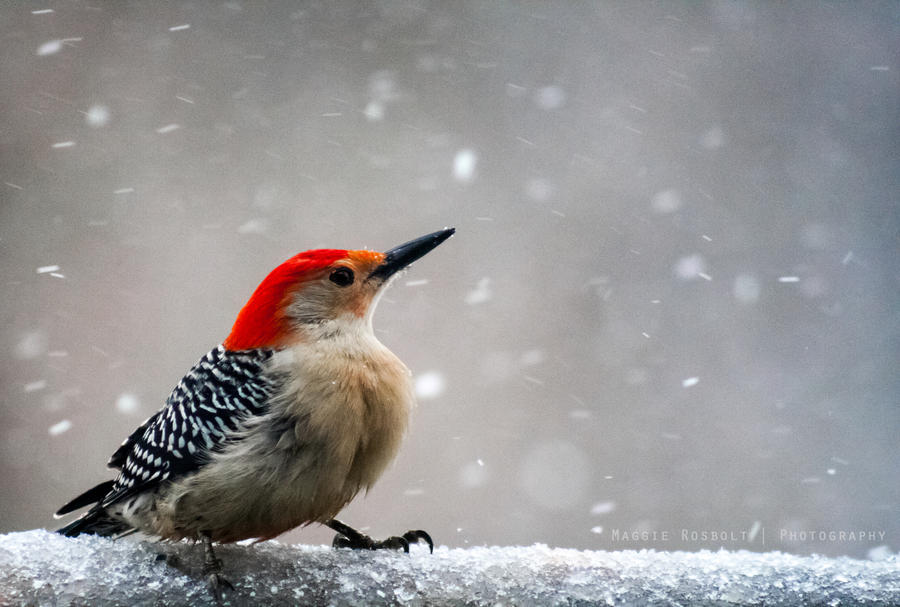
55;480;116;518
55;480;133;538
56;508;133;538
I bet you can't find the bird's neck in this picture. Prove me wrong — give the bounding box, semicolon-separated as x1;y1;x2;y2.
293;314;376;350
268;314;413;414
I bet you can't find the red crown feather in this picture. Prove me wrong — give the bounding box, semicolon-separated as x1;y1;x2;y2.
223;249;347;351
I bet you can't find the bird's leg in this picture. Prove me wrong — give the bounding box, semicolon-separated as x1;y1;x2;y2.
200;532;234;599
327;518;433;553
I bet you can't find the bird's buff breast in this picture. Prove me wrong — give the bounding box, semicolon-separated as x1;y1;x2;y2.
151;337;415;542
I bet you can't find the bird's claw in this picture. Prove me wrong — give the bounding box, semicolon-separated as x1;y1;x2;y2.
207;571;234;591
331;528;433;553
402;529;434;553
376;535;410;552
332;533;364;549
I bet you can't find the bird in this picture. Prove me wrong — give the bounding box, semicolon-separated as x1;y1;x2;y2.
55;227;455;591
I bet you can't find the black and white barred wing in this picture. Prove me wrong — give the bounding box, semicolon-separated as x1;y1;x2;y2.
103;345;278;505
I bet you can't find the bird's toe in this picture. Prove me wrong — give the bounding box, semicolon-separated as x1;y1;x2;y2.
402;529;434;553
374;535;410;552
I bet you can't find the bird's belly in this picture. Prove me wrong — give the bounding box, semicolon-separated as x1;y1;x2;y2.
149;436;357;542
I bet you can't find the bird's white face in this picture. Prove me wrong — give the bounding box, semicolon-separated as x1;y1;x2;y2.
283;249;392;339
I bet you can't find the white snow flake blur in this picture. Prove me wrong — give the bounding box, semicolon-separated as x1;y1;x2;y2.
363;101;384;122
115;393;140;415
534;85;566;110
237;218;269;235
698;126;726;149
733;274;761;304
590;500;617;516
525;177;554;202
364;70;398;122
36;40;62;56
452;149;477;184
24;380;47;393
519;349;545;367
459;460;489;488
414;371;446;400
673;254;708;281
85;105;110;127
651;189;682;214
48;420;72;436
464;277;492;305
14;331;47;360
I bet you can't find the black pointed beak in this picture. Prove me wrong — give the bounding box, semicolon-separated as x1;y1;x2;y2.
368;228;455;281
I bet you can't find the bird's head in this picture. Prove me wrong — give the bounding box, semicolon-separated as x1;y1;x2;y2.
223;228;455;350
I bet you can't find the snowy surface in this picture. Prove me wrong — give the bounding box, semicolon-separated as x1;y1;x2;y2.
1;530;897;606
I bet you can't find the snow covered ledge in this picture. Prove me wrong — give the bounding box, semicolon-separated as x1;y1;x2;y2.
1;530;897;606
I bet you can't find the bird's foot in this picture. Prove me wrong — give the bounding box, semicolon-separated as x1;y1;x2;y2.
200;533;234;602
332;529;433;553
327;518;433;554
202;557;234;602
202;557;234;587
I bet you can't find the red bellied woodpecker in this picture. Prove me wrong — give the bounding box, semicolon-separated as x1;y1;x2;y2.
55;228;455;591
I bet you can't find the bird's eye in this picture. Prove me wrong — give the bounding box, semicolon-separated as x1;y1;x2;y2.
329;267;355;287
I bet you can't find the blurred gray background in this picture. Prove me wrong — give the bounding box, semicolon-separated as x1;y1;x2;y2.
1;2;897;559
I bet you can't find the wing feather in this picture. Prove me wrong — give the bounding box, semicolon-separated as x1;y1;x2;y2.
101;346;277;507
